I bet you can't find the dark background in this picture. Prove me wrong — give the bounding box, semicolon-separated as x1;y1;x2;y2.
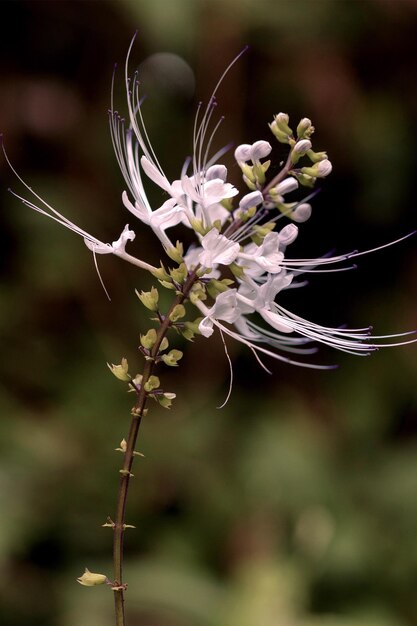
1;1;417;625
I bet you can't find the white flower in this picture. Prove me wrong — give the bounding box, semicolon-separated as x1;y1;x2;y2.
198;289;243;337
84;224;135;254
198;228;240;268
239;232;284;274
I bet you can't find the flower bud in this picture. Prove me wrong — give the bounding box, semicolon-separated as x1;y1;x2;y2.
107;358;130;382
169;263;187;285
169;304;186;322
296;117;314;139
234;143;252;162
269;121;291;144
158;392;176;409
159;337;169;351
273;177;299;196
251;140;272;161
239;190;264;212
278;223;299;246
301;159;332;178
166;241;184;264
273;112;292;135
135;286;159;311
144;375;160;392
140;328;158;350
292;171;316;188
293;139;312;155
306;149;328;163
291;139;312;164
161;349;183;366
77;568;108;587
292;203;312;223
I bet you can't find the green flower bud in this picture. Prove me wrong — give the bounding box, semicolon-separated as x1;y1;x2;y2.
189;217;206;236
169;304;186;322
135;286;159;311
296;117;314;139
239;162;256;182
159;337;169;352
158;392;176;409
242;175;257;191
161;349;183;366
151;263;170;281
107;358;130;382
270;113;293;143
207;278;234;299
229;262;246;279
115;438;127;453
269;123;291;144
166;241;184;264
189;282;207;304
306;149;328;163
301;159;332;178
253;162;267;185
292;171;316;188
169;263;188;285
181;317;203;341
159;279;177;291
77;568;108;587
144;375;160;392
140;328;158;350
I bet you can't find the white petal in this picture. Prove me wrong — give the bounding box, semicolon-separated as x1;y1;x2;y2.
122;191;151;224
239;190;264;211
140;156;172;193
274;177;299;196
278;223;299;247
199;317;214;337
234;143;252;162
292;203;312;223
112;224;136;252
84;238;113;254
251;140;272;161
206;164;227;181
260;309;293;333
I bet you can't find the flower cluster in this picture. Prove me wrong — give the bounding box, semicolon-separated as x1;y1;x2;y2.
6;41;416;371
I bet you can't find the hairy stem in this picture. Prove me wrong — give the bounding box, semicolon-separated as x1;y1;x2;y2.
112;271;198;626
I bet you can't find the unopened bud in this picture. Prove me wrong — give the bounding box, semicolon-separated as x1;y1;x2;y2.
291;139;312;164
291;203;312;223
306;149;328;163
169;263;187;285
136;286;159;311
273;177;299;196
144;375;160;392
169;304;186;322
301;159;332;178
140;328;157;350
158;392;176;409
161;349;183;366
159;337;169;351
296;117;314;139
278;223;299;246
166;241;184;264
77;568;108;587
107;358;130;382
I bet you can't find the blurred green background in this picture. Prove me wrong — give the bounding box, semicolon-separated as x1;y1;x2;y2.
1;1;417;625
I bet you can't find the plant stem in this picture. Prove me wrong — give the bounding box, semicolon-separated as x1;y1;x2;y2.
112;272;198;626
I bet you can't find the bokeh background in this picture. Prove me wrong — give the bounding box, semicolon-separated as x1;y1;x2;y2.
1;1;417;625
